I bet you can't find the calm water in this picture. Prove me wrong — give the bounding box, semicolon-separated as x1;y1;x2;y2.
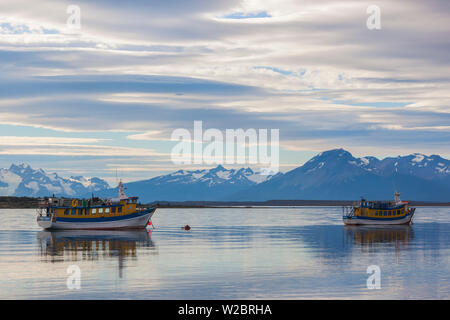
0;207;449;299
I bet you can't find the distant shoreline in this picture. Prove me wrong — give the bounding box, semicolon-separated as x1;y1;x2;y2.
1;196;449;209
147;200;450;208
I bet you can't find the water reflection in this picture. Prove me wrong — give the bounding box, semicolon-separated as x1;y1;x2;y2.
37;229;156;277
343;225;414;252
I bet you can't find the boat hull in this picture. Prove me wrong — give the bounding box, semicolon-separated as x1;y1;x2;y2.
343;210;414;225
37;208;156;230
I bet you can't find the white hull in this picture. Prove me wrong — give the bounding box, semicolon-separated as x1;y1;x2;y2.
37;208;155;230
343;211;414;225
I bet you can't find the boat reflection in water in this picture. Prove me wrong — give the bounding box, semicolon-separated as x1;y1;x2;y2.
343;224;414;253
37;229;156;277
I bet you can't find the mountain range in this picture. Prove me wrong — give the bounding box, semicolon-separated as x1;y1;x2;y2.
0;164;109;198
234;149;450;201
95;165;280;201
1;149;449;201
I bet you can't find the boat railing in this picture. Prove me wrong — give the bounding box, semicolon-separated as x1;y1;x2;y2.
36;207;52;218
36;207;44;217
361;200;401;209
136;207;151;213
342;206;355;217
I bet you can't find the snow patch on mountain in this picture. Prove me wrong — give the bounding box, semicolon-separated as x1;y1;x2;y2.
360;157;369;166
216;170;231;180
0;169;22;195
412;154;425;163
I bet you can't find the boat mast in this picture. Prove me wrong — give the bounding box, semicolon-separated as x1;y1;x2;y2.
118;180;127;200
394;191;402;205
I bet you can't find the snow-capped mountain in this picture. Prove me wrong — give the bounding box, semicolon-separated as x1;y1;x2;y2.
292;149;450;181
97;165;281;202
234;149;450;201
371;153;450;181
0;164;109;197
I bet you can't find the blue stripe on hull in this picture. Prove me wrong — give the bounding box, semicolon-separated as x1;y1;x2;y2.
343;212;413;221
56;209;154;223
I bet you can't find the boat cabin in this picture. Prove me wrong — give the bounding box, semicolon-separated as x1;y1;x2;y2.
38;196;140;219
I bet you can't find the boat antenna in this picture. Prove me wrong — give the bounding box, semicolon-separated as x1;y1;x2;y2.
391;174;397;194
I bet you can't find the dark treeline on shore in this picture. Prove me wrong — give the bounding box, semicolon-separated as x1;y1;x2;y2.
0;196;40;208
1;196;449;209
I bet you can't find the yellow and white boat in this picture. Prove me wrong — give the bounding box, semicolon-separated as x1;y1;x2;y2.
342;192;415;225
37;181;155;230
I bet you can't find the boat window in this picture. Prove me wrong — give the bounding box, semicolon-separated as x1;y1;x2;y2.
98;208;103;214
71;208;76;215
105;207;110;214
64;208;69;215
92;208;97;215
111;207;116;214
118;206;122;213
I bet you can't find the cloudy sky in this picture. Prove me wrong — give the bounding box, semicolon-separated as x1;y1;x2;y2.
0;0;449;184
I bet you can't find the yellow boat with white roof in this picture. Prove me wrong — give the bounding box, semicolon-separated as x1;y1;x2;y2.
342;192;415;225
37;181;155;230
